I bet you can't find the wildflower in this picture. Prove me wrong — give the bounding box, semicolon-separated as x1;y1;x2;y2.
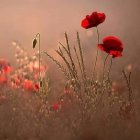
98;36;123;58
11;76;21;88
15;78;21;86
0;75;7;84
81;11;106;29
3;65;13;74
0;59;12;74
23;79;33;90
53;102;59;110
34;83;39;92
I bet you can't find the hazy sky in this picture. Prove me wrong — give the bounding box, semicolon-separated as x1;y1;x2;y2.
0;0;140;66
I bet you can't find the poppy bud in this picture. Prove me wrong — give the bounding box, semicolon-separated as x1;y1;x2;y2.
33;38;37;49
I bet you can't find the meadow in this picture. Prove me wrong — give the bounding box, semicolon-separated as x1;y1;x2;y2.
0;10;140;140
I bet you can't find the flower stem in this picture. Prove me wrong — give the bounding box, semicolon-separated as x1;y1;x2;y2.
108;57;113;81
36;33;41;87
102;54;109;82
93;27;100;76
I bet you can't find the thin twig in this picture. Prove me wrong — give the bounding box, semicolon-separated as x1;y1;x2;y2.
76;32;86;80
122;70;132;101
43;51;69;80
59;42;69;54
73;46;83;78
59;35;78;80
65;32;70;52
56;50;74;78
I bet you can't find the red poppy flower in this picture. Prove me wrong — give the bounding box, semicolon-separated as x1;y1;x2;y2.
34;83;39;92
15;78;21;86
0;75;7;84
81;11;106;29
0;59;13;74
23;80;33;90
3;65;13;74
53;102;59;110
98;36;123;58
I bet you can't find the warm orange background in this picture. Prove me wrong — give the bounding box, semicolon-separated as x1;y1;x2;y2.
0;0;139;60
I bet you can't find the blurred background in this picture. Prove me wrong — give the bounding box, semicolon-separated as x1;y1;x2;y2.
0;0;140;90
